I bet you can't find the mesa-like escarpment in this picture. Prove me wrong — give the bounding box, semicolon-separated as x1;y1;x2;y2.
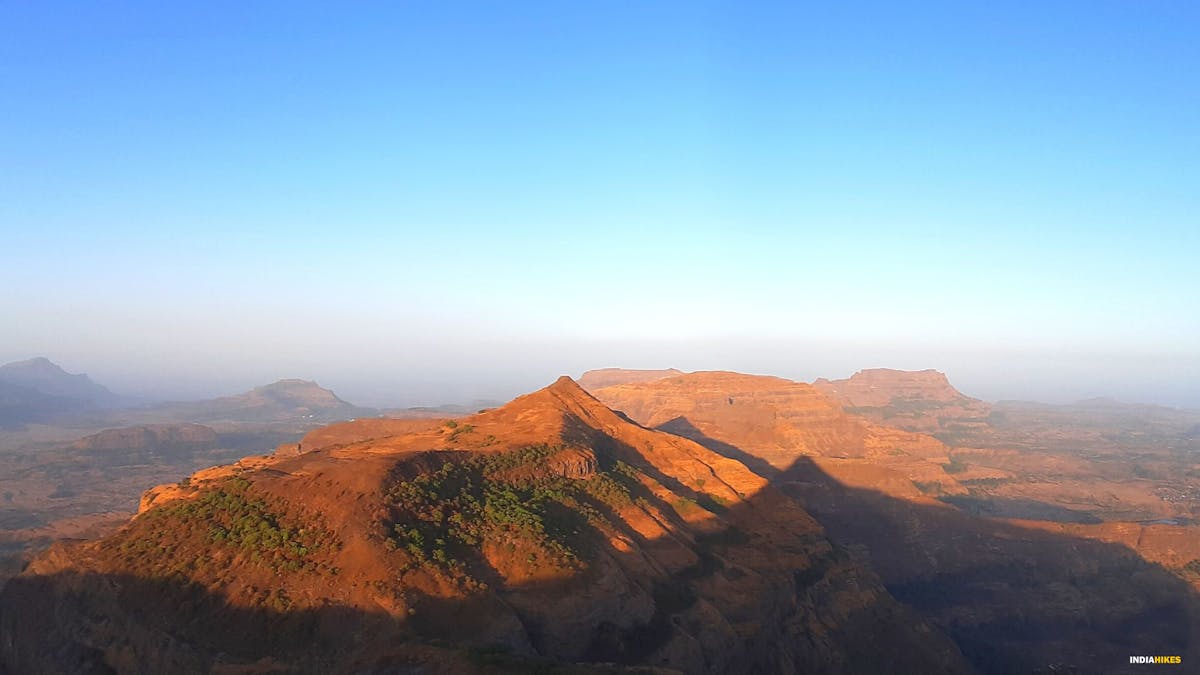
578;368;684;392
813;368;992;436
0;377;968;674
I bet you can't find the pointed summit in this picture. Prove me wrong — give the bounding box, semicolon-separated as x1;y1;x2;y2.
549;374;582;390
5;356;64;373
491;375;606;412
468;375;630;446
248;379;350;408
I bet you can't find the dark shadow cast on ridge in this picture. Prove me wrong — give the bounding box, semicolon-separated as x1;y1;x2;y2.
937;494;1104;524
643;415;1200;674
653;417;780;481
776;455;1198;675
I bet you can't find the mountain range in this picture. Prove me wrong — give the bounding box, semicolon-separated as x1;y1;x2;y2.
5;367;1200;673
0;376;969;674
0;357;376;431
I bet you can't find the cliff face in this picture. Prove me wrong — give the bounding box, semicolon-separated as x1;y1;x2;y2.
0;377;969;674
813;368;992;436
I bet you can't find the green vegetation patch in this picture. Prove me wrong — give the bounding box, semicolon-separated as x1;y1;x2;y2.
959;477;1012;488
941;456;969;474
913;480;945;496
120;476;338;576
384;445;642;574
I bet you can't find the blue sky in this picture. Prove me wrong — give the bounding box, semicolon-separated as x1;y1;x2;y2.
2;1;1197;406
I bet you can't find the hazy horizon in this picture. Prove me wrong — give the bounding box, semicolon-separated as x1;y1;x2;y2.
3;3;1197;410
3;346;1197;411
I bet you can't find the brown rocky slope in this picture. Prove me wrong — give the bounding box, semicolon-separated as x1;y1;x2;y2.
0;377;969;674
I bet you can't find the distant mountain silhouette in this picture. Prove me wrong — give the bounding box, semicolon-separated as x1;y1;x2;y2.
146;379;369;424
0;357;119;406
0;358;121;428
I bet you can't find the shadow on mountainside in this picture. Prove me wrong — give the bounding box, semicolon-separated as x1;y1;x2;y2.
0;567;683;675
937;494;1105;524
783;456;1198;674
653;417;781;480
4;407;1198;675
658;414;1200;675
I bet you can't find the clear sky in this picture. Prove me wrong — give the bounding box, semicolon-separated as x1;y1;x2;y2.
2;1;1197;407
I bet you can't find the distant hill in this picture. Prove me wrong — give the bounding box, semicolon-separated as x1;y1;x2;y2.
0;357;119;406
71;423;219;454
577;367;683;391
147;379;370;424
